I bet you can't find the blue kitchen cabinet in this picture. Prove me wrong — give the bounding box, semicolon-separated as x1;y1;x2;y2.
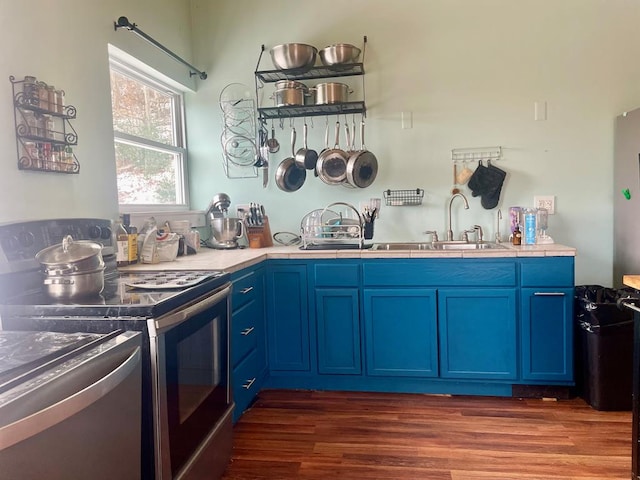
265;263;310;372
315;288;361;375
313;262;361;375
438;288;517;380
362;288;439;377
231;266;266;422
519;257;575;383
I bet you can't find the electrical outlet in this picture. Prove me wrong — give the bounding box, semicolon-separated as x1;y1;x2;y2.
534;195;555;214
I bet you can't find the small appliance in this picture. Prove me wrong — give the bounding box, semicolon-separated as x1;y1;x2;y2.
536;207;554;244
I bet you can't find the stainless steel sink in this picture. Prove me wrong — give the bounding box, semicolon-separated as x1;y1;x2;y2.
372;241;507;251
372;242;434;251
432;241;508;250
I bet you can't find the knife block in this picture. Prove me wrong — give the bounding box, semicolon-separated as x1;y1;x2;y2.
246;216;273;248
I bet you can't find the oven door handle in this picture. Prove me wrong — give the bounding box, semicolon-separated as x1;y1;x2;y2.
151;283;231;333
0;346;141;450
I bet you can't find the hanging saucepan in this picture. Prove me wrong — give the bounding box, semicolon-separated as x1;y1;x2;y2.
276;127;306;192
295;121;318;170
316;121;348;185
346;119;378;188
35;235;105;299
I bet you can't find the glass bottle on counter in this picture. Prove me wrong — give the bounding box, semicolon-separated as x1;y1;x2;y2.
123;214;138;265
512;225;522;245
116;216;129;267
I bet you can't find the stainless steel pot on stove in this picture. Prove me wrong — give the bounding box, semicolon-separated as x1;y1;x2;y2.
35;235;105;299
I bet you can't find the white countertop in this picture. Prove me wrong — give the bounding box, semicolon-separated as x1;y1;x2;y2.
120;243;576;275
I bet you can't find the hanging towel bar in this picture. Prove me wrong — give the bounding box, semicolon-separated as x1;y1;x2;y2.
114;16;207;80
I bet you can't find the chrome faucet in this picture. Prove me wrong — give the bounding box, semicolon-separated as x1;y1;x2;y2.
425;230;439;243
473;225;484;243
446;192;469;241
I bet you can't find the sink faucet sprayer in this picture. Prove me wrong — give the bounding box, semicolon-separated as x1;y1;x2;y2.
447;192;469;241
495;209;502;243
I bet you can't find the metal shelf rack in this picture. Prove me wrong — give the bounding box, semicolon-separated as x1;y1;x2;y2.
10;75;79;174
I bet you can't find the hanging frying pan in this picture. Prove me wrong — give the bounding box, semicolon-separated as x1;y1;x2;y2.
316;121;348;185
346;119;378;188
295;121;318;170
275;127;306;192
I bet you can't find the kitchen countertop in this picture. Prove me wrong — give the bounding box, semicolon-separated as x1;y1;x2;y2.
623;275;640;290
120;243;576;275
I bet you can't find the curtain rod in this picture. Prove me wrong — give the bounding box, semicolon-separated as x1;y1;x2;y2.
114;16;207;80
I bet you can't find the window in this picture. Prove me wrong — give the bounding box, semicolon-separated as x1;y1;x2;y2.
109;59;188;207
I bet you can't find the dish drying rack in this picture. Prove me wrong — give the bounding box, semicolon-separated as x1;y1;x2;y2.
300;202;365;250
383;188;424;206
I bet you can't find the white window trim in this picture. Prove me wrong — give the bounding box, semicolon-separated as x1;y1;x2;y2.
109;48;192;214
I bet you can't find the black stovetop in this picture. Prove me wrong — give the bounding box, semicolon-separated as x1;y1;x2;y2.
0;270;230;320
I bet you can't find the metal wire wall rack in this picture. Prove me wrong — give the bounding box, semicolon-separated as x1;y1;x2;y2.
451;146;502;164
10;75;79;174
254;37;367;124
383;188;424;206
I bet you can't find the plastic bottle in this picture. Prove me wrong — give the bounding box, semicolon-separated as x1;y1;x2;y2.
523;208;537;245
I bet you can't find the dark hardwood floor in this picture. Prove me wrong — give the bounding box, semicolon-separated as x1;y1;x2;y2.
222;389;632;480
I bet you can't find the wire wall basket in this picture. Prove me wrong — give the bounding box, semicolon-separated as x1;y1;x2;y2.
383;188;424;206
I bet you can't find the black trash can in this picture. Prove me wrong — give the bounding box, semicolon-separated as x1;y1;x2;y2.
574;285;635;411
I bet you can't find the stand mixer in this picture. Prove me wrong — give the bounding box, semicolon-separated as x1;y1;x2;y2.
204;193;249;249
536;208;554;244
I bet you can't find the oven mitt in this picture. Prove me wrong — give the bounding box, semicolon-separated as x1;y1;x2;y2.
480;161;507;209
467;160;490;197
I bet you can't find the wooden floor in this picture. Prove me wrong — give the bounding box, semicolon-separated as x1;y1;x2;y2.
222;389;633;480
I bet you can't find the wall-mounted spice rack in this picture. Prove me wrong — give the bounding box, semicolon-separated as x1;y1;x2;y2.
10;75;79;174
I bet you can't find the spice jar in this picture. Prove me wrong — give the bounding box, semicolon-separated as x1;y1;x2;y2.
46;86;56;113
37;82;49;110
23;76;39;107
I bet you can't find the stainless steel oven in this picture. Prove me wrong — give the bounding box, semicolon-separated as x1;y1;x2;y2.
0;218;234;480
150;282;232;479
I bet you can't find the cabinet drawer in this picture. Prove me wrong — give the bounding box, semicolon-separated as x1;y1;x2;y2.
232;269;261;310
520;258;574;287
233;348;261;419
314;263;359;287
232;299;260;367
363;259;516;287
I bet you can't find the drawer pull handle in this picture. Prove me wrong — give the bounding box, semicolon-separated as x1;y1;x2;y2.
243;377;256;390
533;292;565;296
240;286;254;294
241;326;255;336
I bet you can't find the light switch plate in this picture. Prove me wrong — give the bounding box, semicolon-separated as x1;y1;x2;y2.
534;195;555;214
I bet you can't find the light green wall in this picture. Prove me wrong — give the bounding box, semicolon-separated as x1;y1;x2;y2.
188;0;640;285
2;0;639;286
0;0;194;223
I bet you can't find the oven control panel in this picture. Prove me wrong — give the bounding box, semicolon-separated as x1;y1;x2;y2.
0;218;114;272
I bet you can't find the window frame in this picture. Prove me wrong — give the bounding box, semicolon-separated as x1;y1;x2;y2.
109;56;190;212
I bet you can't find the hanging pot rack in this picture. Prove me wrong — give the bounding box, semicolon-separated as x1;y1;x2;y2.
113;16;207;80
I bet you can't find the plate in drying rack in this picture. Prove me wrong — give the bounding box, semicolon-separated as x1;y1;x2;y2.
124;271;224;290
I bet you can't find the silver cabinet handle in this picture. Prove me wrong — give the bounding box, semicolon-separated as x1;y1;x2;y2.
241;326;255;336
240;286;254;294
0;347;141;450
242;377;256;390
533;292;566;296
